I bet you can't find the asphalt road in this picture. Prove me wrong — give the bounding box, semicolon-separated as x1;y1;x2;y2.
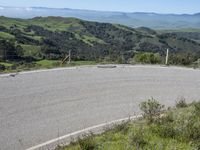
0;65;200;150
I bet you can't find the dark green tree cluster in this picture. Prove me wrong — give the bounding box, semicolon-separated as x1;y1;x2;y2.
0;17;200;66
0;39;23;61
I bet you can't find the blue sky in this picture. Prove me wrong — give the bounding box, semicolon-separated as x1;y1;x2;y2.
0;0;199;14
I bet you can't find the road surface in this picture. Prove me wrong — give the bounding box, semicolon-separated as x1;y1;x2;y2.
0;65;200;150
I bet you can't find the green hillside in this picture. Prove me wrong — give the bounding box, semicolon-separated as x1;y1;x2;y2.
0;16;200;72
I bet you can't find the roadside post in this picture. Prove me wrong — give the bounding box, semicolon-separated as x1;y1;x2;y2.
68;50;71;64
165;49;169;65
60;50;71;65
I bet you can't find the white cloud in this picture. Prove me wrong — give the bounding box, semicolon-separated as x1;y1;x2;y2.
25;7;33;11
0;7;4;10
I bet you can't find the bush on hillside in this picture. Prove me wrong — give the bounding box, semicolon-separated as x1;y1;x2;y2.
140;98;165;123
130;127;148;149
0;64;6;71
134;52;161;64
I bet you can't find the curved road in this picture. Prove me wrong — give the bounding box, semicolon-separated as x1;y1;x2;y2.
0;65;200;150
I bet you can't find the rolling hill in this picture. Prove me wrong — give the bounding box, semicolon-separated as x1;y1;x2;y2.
0;16;200;67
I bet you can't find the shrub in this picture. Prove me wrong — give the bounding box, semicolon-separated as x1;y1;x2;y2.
193;101;200;116
112;121;130;134
134;52;161;64
130;127;148;149
156;111;174;125
139;98;165;123
0;64;6;71
176;97;187;108
188;123;200;142
54;145;65;150
155;123;177;139
78;133;96;150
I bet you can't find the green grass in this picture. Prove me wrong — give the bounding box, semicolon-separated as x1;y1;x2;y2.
36;60;61;68
158;28;200;33
29;17;84;31
0;16;28;31
69;61;97;66
36;60;97;69
56;102;200;150
0;31;15;39
24;35;43;41
0;16;84;32
0;62;13;67
21;44;42;59
82;35;106;45
0;60;98;73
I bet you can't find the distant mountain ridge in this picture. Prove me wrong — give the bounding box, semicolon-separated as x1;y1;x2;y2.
0;6;200;29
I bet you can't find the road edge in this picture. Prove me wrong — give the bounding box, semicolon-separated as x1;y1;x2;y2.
26;115;142;150
1;64;198;78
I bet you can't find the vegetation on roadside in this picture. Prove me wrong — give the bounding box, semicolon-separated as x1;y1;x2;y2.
55;99;200;150
131;52;162;64
0;60;97;73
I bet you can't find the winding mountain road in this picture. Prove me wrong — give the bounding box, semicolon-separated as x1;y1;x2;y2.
0;65;200;150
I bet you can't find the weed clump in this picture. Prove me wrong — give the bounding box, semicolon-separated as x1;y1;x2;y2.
176;97;187;108
130;127;148;149
112;121;130;134
139;97;165;123
77;133;96;150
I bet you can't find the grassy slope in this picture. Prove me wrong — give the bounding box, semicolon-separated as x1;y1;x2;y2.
36;60;61;68
36;60;97;68
57;102;200;150
0;17;27;30
158;28;200;33
0;16;107;52
0;16;105;72
0;60;97;73
0;62;13;67
21;44;42;59
29;17;83;31
1;16;200;56
0;31;15;39
1;16;200;73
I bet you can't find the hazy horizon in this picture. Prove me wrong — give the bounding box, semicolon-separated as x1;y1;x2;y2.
0;5;200;15
0;0;199;14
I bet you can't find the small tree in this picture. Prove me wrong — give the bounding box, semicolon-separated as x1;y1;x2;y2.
139;98;165;123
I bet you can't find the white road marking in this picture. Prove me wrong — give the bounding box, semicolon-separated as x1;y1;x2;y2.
26;115;142;150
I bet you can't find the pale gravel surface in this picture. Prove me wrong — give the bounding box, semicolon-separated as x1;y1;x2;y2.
0;65;200;150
